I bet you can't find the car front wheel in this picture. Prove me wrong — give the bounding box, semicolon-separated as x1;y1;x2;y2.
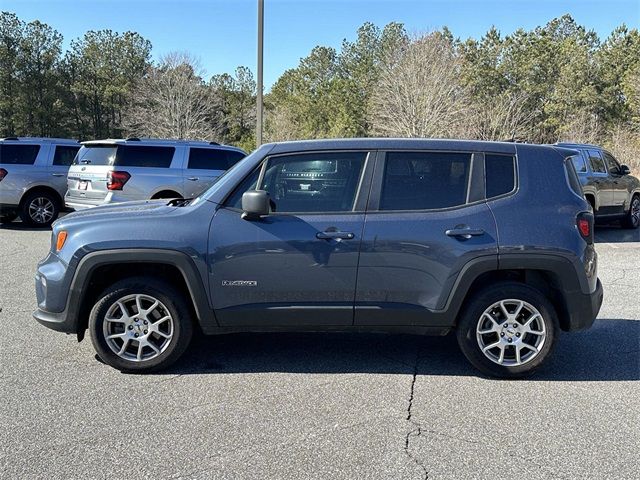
456;282;559;378
89;277;193;372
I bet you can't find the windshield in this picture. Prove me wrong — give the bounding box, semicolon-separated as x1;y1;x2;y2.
73;145;117;166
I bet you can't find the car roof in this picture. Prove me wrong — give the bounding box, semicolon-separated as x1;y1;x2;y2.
266;137;575;157
82;138;245;152
554;142;601;149
0;137;79;145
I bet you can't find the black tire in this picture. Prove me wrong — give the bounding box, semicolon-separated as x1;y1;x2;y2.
19;190;60;227
456;282;559;379
89;277;193;373
621;194;639;229
0;213;17;224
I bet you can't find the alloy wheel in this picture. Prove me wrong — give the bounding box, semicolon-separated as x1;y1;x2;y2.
103;294;174;362
476;299;546;366
28;197;55;224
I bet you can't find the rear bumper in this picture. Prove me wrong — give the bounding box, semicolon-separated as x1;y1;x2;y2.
564;278;603;331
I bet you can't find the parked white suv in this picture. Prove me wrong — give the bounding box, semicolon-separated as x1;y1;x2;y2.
0;137;80;226
65;138;246;210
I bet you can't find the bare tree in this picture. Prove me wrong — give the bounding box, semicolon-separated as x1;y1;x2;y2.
124;51;216;140
557;109;602;145
467;91;537;141
606;125;640;174
369;32;470;138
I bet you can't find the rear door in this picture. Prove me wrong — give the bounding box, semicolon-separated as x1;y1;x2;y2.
208;150;373;327
355;150;499;327
184;148;245;198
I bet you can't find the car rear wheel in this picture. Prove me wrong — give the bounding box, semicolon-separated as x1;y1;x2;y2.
456;282;559;378
621;194;639;229
89;277;193;373
19;191;60;227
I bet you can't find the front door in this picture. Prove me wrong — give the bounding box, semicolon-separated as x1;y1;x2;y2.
208;150;373;327
355;150;499;326
586;149;614;212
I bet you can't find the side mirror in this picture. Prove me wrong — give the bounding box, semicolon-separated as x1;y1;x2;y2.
241;190;270;220
620;164;631;175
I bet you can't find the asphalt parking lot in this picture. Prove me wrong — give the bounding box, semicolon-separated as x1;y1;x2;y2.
1;221;638;479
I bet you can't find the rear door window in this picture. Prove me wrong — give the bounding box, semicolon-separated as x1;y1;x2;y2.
485;154;516;198
588;150;606;173
116;145;175;168
379;152;471;210
53;146;80;166
0;144;40;165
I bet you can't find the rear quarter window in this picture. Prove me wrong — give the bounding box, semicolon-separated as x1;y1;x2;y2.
571;152;587;173
485;154;516;198
0;144;41;165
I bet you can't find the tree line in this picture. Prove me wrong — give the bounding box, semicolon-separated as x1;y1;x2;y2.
1;11;639;169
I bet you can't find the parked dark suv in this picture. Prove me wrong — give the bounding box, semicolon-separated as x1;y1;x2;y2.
34;139;603;378
557;143;640;229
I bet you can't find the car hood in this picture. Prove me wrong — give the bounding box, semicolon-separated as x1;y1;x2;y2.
55;200;178;226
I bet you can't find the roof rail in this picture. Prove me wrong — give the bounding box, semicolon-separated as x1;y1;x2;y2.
125;137;141;141
209;141;220;145
1;137;19;141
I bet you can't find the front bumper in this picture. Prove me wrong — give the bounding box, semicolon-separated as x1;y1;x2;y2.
564;278;603;331
33;252;78;334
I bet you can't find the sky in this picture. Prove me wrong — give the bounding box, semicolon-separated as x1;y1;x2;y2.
4;0;640;89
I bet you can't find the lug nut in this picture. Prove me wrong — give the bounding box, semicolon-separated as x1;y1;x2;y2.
500;332;505;337
134;333;139;338
516;333;521;337
143;320;148;325
513;324;518;328
128;325;133;330
508;338;513;343
144;330;148;334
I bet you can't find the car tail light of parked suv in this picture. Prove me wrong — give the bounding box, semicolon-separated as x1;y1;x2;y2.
0;168;7;181
107;171;130;190
577;212;594;244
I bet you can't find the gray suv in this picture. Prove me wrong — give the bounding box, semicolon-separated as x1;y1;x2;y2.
558;143;640;229
34;139;603;378
65;138;246;210
0;137;80;226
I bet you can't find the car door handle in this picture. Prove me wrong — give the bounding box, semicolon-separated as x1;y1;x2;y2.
187;177;199;181
316;231;355;240
445;228;485;238
51;173;65;177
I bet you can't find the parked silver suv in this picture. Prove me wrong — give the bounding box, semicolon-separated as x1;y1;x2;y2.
65;138;246;210
0;137;80;226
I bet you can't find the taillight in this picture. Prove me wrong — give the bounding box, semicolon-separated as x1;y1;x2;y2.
0;168;7;181
577;212;594;244
107;171;130;190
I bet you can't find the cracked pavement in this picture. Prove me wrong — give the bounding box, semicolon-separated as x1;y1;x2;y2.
1;221;638;479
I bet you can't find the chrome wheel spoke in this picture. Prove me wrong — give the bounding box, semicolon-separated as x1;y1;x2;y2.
477;313;500;334
482;341;501;352
118;338;130;355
